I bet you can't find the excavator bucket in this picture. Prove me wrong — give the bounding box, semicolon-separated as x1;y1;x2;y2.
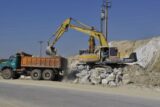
46;46;57;56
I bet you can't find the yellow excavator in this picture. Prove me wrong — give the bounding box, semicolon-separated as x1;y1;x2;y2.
46;18;137;68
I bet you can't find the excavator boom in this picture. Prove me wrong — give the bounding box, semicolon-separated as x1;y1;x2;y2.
46;18;109;56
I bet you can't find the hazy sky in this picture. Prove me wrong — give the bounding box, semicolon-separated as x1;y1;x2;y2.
0;0;160;58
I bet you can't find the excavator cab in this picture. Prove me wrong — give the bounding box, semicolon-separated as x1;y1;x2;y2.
99;47;120;62
109;47;119;58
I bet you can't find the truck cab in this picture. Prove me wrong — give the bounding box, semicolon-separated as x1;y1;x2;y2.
0;55;20;79
0;55;18;71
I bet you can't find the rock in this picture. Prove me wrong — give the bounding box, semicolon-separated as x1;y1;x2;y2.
113;68;120;74
105;66;113;73
90;72;101;85
108;81;117;87
74;69;91;84
79;74;90;84
106;73;116;82
135;37;160;69
76;70;88;78
115;68;123;85
95;67;107;73
90;68;103;85
20;76;31;80
100;73;109;79
102;79;108;85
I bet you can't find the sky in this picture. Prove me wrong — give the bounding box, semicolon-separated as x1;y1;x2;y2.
0;0;160;58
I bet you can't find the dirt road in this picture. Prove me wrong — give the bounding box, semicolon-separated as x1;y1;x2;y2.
0;80;160;107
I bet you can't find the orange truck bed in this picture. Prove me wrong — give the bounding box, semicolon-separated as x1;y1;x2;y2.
21;56;66;69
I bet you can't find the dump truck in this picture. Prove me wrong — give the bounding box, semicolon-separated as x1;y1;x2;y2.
0;52;67;80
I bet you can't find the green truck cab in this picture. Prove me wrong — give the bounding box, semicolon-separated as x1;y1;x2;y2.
0;55;21;79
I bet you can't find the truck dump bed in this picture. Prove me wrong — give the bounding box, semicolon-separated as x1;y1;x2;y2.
21;56;66;69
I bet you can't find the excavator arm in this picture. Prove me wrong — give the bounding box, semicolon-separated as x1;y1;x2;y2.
69;24;108;46
48;18;71;47
46;18;109;56
46;18;71;55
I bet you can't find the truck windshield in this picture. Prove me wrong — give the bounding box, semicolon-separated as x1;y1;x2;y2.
0;59;7;63
9;55;16;61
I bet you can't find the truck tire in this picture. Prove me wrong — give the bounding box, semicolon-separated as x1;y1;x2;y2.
1;68;13;79
31;69;42;80
42;69;55;80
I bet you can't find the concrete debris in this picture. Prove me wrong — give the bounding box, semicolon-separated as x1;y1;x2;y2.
106;73;116;83
71;66;126;86
90;68;106;85
102;79;108;85
108;81;117;87
115;68;123;85
20;76;31;80
67;57;152;86
74;70;90;84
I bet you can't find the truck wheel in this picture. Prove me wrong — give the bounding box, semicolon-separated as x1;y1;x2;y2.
31;69;42;80
42;69;55;80
1;68;13;79
13;73;21;79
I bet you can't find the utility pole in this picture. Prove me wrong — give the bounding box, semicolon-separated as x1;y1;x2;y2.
38;41;44;57
101;0;111;40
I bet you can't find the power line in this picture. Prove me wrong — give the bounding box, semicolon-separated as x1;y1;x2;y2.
101;0;111;40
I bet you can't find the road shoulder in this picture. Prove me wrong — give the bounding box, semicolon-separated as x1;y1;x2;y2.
0;80;160;100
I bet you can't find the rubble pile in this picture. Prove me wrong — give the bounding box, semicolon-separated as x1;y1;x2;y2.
109;36;160;86
67;57;146;86
147;73;160;86
123;65;160;86
111;36;160;73
73;67;116;85
122;64;147;85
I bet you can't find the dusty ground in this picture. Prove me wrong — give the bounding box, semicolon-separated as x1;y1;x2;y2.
0;79;160;100
0;98;26;107
1;81;160;107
